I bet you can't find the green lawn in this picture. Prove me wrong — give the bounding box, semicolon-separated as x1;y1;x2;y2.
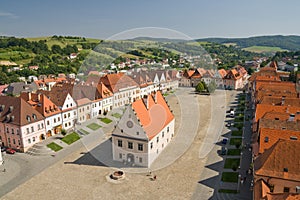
231;130;243;136
230;138;242;146
111;113;122;118
242;45;287;53
224;158;240;169
100;117;112;124
218;189;238;194
61;132;80;145
87;123;102;130
234;123;243;130
47;142;63;152
221;172;239;182
227;149;241;156
79;129;90;135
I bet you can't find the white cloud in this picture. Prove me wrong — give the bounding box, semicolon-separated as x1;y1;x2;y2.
0;11;18;19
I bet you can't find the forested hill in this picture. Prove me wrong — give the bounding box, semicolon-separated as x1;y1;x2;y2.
197;35;300;51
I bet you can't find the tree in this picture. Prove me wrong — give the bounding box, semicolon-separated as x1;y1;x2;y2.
207;81;217;93
51;44;62;54
61;129;67;136
195;82;205;93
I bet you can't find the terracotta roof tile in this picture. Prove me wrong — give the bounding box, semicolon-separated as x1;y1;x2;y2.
132;91;174;140
255;139;300;182
0;96;44;126
100;73;138;93
259;128;300;154
255;104;300;122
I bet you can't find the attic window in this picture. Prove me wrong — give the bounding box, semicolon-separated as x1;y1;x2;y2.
290;136;298;140
283;168;289;172
136;131;139;135
297;111;300;115
275;118;279;120
264;137;269;143
32;114;37;120
282;127;286;130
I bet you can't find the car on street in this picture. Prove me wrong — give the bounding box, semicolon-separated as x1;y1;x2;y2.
6;148;16;154
221;146;227;155
226;122;234;127
1;146;6;152
222;138;228;144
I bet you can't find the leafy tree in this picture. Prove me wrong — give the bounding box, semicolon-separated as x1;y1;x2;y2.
195;82;205;93
51;44;62;54
207;81;217;93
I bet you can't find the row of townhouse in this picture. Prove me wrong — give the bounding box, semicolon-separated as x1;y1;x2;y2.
179;65;248;90
248;62;300;199
0;71;179;152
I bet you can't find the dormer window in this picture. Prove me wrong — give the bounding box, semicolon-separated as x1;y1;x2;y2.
275;118;279;120
264;137;269;143
26;115;31;122
290;136;298;140
283;168;289;172
32;114;37;120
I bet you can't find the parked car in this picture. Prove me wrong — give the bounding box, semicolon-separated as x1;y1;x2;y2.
222;138;228;144
221;146;228;155
1;146;6;152
226;122;234;127
6;148;16;154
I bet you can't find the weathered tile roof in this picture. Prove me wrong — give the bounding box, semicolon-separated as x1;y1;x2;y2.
0;96;44;126
255;139;300;182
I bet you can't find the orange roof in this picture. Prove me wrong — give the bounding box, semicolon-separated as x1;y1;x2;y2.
34;77;66;86
218;69;227;78
259;128;300;154
260;96;300;107
255;81;295;92
96;82;113;99
100;73;138;93
255;104;300;122
255;139;300;182
132;91;174;140
76;98;91;106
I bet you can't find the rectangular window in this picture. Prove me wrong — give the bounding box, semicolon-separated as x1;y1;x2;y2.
31;126;34;132
128;142;133;149
6;127;9;133
47;120;50;125
138;143;143;151
11;128;14;134
8;138;10;143
13;139;15;144
33;137;35;142
54;118;56;123
157;136;159;143
162;131;164;138
139;157;143;163
284;187;290;193
68;113;71;118
119;153;122;159
38;124;41;130
150;142;153;149
167;127;169;133
64;114;67;119
27;128;30;134
18;140;20;145
28;138;31;144
74;111;76;116
118;140;122;147
58;117;60;121
65;123;67;127
41;123;44;129
17;129;19;135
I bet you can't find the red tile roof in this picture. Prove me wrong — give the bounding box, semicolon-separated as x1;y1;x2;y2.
259;128;300;153
0;96;44;126
255;104;300;122
100;73;138;93
255;139;300;182
132;91;174;140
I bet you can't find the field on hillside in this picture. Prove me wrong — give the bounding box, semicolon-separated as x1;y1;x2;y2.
27;37;101;48
242;45;287;53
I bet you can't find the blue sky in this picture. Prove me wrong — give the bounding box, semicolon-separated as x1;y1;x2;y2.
1;0;300;39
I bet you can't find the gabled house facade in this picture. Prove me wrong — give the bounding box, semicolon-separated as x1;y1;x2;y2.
112;91;175;167
0;96;45;152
